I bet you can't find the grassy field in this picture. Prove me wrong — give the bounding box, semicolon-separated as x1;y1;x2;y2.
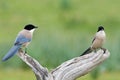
0;69;120;80
0;69;35;80
77;71;120;80
0;0;120;80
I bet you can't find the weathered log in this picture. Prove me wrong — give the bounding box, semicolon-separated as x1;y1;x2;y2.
17;49;110;80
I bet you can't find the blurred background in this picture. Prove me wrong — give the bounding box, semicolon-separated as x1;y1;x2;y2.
0;0;120;80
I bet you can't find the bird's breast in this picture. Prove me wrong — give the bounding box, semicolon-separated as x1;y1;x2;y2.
91;31;106;49
91;38;104;49
20;30;33;39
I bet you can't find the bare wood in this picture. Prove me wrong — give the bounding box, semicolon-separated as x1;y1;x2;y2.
17;49;53;80
17;49;110;80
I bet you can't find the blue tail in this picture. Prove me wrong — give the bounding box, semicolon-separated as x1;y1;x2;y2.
2;45;21;61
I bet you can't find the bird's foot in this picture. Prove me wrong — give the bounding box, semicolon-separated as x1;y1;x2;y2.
25;48;27;54
101;48;106;54
25;51;27;54
94;49;97;53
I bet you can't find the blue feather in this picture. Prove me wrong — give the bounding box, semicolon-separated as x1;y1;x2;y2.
2;34;31;61
2;45;21;61
15;34;31;45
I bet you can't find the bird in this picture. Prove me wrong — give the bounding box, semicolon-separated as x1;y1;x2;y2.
2;24;38;61
80;26;106;56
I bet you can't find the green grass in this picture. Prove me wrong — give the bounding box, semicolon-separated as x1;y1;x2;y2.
0;69;35;80
0;69;120;80
77;71;120;80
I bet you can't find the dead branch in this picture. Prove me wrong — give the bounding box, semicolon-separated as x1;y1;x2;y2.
17;49;110;80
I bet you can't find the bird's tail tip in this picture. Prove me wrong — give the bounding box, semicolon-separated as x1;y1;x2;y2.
1;45;21;62
80;47;92;56
2;57;8;62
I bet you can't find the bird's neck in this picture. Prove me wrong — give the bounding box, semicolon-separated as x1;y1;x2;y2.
29;29;35;34
96;30;106;38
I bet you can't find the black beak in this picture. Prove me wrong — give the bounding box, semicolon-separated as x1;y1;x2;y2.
35;26;38;28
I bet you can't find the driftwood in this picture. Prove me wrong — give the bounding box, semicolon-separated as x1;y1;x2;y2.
17;49;110;80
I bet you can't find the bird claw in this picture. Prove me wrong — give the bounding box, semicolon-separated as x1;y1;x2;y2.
103;49;106;54
101;48;106;54
25;48;27;54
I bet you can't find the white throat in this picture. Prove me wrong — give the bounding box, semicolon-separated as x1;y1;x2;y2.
29;29;35;33
96;30;106;38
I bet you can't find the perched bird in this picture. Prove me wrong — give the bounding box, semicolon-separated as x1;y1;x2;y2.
80;26;106;56
2;24;38;61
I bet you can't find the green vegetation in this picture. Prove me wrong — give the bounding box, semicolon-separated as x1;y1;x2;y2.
0;69;120;80
0;0;120;79
0;69;35;80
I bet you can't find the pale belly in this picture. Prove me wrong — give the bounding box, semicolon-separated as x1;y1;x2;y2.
91;38;104;49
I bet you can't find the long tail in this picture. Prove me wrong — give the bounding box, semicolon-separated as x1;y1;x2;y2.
80;47;93;56
2;45;21;61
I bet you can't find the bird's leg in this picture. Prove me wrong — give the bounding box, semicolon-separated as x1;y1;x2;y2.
25;48;27;54
94;49;97;53
101;47;106;53
19;48;23;53
19;48;26;55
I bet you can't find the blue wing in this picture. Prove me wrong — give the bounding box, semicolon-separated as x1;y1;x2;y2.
2;34;31;61
14;34;31;45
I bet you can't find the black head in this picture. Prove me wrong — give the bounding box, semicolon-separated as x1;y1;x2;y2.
24;24;38;30
97;26;104;32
